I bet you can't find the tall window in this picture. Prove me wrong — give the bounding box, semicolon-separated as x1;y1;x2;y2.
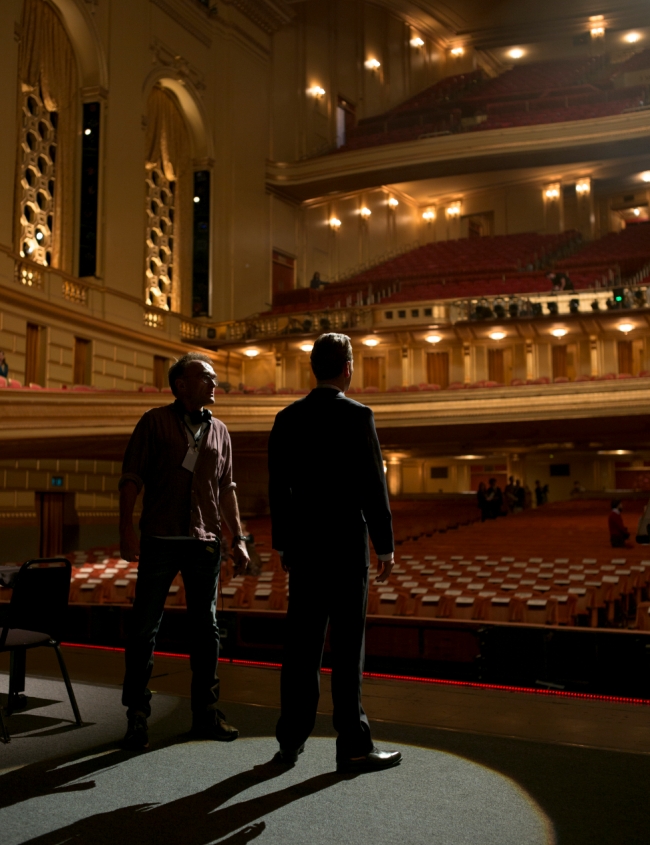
192;170;211;316
19;90;57;267
78;102;101;277
144;87;191;313
16;0;78;273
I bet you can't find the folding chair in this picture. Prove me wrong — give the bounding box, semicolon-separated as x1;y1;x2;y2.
0;557;82;743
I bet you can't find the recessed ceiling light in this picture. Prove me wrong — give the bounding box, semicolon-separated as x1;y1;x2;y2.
455;455;485;460
625;32;641;44
551;328;567;338
508;48;524;59
618;323;634;334
489;331;506;341
641;172;650;183
425;334;442;344
363;338;380;347
300;343;314;353
243;348;260;358
598;449;633;456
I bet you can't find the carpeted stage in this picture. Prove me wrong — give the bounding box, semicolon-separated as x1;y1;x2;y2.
2;670;650;844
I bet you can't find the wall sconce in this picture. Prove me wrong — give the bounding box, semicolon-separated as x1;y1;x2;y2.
544;184;560;200
641;172;650;183
576;180;591;195
422;209;435;222
450;46;464;56
633;208;641;217
300;343;314;353
625;32;641;44
388;197;399;209
244;348;260;358
446;203;461;217
363;337;380;347
365;58;381;71
489;331;506;341
589;15;605;37
329;217;341;230
307;85;326;99
551;328;568;338
410;36;425;48
618;323;634;334
360;207;372;219
425;334;442;344
508;48;524;59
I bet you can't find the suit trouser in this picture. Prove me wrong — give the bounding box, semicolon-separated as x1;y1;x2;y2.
122;536;221;719
275;563;373;758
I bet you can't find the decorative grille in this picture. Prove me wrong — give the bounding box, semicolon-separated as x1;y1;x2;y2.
19;89;56;267
145;166;174;311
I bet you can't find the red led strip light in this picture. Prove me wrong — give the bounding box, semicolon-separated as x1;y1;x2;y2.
61;642;650;706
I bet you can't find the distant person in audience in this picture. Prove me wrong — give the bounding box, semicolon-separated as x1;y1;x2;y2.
571;480;586;496
504;476;517;512
118;352;250;750
535;480;544;507
635;497;650;544
309;271;327;289
484;477;503;519
609;499;632;548
268;332;401;773
477;481;488;521
513;479;525;512
0;350;8;380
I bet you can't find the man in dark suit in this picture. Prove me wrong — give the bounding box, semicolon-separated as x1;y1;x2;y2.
268;333;402;773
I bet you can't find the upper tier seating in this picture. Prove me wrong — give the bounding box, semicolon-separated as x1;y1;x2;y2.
337;53;646;153
557;221;650;277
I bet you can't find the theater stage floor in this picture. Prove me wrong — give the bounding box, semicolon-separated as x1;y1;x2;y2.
1;647;650;844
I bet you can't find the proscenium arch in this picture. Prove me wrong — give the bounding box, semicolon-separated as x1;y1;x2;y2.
48;0;108;90
144;69;213;162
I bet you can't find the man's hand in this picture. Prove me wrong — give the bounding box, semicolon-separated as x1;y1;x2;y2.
232;538;251;576
120;526;140;563
375;554;394;583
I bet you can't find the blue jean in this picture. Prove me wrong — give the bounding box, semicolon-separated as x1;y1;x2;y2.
122;536;221;718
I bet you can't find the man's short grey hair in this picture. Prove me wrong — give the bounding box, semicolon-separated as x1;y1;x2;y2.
168;352;214;396
310;333;353;381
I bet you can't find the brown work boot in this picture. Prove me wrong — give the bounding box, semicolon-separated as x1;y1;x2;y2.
190;708;239;741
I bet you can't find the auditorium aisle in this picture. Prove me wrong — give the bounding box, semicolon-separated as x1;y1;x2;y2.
2;646;650;844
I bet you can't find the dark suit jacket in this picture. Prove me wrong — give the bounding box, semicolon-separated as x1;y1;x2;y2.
268;387;394;568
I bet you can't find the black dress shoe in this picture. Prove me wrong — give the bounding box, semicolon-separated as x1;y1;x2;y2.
190;708;239;741
336;746;402;773
122;713;149;750
273;743;305;765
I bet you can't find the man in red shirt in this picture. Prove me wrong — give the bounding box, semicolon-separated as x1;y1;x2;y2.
119;352;249;749
608;499;631;548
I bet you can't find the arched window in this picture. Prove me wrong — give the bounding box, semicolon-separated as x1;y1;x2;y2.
15;0;78;273
144;86;191;313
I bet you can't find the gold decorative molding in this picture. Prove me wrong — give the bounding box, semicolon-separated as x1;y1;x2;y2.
150;37;207;92
150;0;215;47
222;0;294;34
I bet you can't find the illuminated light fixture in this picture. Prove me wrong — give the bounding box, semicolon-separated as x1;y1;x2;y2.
576;180;590;195
84;128;91;136
641;172;650;183
360;206;372;219
598;449;633;456
508;48;524;59
551;328;568;338
193;196;200;203
388;197;399;209
422;209;435;222
307;85;326;99
450;47;464;56
410;36;425;48
455;454;485;460
625;32;641;44
300;343;314;353
365;58;381;71
35;231;43;241
489;331;506;341
383;460;388;474
590;26;605;37
446;203;461;217
363;337;380;347
618;323;634;334
633;208;641;217
328;217;341;230
545;185;560;200
425;334;442;344
243;348;260;358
